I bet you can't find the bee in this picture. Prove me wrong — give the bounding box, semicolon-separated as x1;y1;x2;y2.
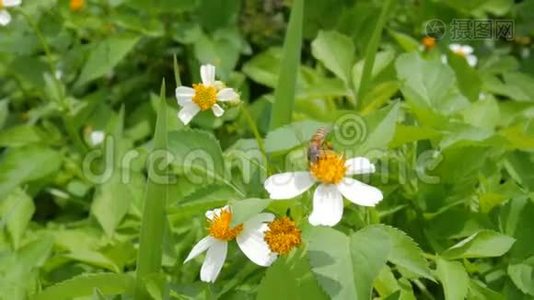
307;128;332;164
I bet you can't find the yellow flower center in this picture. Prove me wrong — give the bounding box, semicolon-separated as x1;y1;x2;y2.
309;151;346;184
192;83;217;111
70;0;84;11
0;0;3;9
263;217;301;255
208;209;243;241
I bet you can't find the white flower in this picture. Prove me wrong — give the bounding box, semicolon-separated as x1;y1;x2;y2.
449;43;477;67
0;0;21;26
89;131;105;146
264;154;383;227
184;206;276;283
175;64;238;125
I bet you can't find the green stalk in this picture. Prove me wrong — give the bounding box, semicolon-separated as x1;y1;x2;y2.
135;80;168;299
240;104;270;173
356;0;393;107
268;0;304;130
173;54;182;87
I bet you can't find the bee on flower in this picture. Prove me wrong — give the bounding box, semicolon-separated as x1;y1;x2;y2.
175;64;239;125
448;43;477;67
0;0;21;26
264;140;383;226
184;206;276;283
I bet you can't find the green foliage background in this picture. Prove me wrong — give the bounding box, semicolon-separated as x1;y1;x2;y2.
1;0;534;299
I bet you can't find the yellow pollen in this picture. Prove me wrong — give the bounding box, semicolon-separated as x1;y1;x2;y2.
192;83;217;111
309;151;346;184
208;209;243;241
70;0;84;11
264;217;301;255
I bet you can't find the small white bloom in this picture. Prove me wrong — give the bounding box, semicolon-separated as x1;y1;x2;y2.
184;206;276;283
264;154;383;227
449;43;477;67
175;64;238;125
0;0;22;26
89;131;105;146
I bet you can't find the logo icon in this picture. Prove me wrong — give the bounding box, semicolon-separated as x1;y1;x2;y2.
425;19;446;39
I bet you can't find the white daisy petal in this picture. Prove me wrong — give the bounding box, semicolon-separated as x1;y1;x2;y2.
264;172;315;200
200;240;227;283
205;205;230;221
200;64;216;85
184;236;216;263
337;178;383;207
461;45;474;54
177;102;200;125
449;44;461;52
0;10;12;26
345;157;375;175
175;86;194;106
237;213;277;266
216;88;238;101
3;0;21;7
308;184;344;226
466;55;477;67
212;104;224;117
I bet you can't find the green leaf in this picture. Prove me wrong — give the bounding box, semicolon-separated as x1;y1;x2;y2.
357;0;394;103
167;185;239;223
76;35;140;86
167;128;226;183
311;30;354;84
242;48;282;88
508;256;534;296
173;54;182;87
505;151;534;191
388;30;419;52
352;50;395;92
442;230;515;259
334;102;400;153
0;99;8;129
33;273;134;300
1;188;35;249
0;146;62;196
395;53;469;115
436;257;469;300
370;225;433;280
467;280;504;300
447;52;482;102
307;226;390;300
91;108;131;237
230;198;271;227
257;251;328;300
269;0;304;130
135;80;169;298
0;125;42;147
92;288;107;300
91;175;132;237
193;29;241;77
